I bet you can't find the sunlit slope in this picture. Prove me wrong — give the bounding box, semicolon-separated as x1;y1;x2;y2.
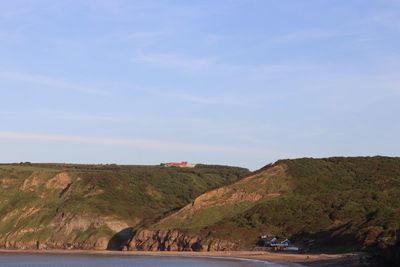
152;157;400;251
0;163;249;249
152;163;290;232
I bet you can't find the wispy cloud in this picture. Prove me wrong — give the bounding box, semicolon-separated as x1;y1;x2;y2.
83;1;227;21
133;86;248;106
134;51;318;77
0;29;22;43
230;63;318;76
0;72;109;95
0;109;132;123
381;78;400;96
0;131;237;152
133;53;213;70
97;30;167;49
0;111;18;117
271;28;353;44
60;114;129;123
175;93;243;105
371;12;400;30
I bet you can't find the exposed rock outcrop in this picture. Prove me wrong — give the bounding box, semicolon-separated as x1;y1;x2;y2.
128;229;238;252
46;172;71;190
0;238;108;250
0;163;248;252
21;176;43;191
0;212;129;251
2;178;18;189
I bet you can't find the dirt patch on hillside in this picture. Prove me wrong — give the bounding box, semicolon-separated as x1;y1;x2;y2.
15;207;41;225
188;187;229;211
46;172;71;190
156;164;289;226
20;176;43;191
84;188;104;197
178;166;286;211
50;213;130;237
103;217;130;233
239;164;286;185
1;178;18;189
19;207;40;220
266;193;281;197
226;189;263;202
1;210;20;222
163;186;262;221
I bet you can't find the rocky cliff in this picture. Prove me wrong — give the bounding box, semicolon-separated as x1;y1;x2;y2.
150;157;400;252
0;163;248;250
2;157;399;253
126;229;238;251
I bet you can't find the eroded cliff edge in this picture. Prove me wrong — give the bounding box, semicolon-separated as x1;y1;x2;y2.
1;157;399;255
0;163;248;250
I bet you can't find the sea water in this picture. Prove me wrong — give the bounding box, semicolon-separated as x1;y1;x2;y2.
0;253;296;267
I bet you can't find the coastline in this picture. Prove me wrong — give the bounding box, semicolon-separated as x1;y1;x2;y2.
0;249;365;266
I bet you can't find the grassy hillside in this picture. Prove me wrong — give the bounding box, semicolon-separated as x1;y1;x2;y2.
0;163;249;249
152;157;400;252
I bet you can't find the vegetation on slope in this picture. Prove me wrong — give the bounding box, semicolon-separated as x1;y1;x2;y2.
0;163;249;249
152;157;400;253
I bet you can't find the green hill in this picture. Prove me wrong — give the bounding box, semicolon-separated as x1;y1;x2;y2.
149;157;400;252
1;157;399;258
0;163;249;249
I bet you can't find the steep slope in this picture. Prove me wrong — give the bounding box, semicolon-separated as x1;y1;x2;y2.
0;163;249;250
138;157;400;252
151;164;288;232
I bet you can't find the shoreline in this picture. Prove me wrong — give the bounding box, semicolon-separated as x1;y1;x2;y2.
0;249;365;266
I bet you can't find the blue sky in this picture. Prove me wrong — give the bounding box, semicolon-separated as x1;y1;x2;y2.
1;0;399;169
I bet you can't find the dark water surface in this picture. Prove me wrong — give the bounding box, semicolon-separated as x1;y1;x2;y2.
0;253;295;267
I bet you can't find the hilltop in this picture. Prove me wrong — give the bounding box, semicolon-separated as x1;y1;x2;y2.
0;163;249;249
134;157;400;255
1;157;399;264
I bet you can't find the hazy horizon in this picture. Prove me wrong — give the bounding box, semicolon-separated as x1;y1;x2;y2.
1;1;400;170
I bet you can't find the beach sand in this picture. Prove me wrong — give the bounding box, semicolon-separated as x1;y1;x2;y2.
0;249;366;266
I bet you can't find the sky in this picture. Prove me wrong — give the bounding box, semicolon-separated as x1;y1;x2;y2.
0;0;400;170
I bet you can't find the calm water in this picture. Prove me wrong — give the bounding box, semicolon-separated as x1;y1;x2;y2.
0;254;296;267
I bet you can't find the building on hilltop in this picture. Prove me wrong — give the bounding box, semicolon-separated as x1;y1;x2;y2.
161;161;196;168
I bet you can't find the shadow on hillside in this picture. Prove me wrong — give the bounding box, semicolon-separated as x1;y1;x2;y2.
107;227;136;251
373;238;400;266
290;222;361;253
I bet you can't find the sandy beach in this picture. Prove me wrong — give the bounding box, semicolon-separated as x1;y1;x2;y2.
0;249;365;266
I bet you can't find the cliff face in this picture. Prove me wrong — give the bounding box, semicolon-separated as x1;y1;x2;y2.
153;164;287;232
2;157;399;253
0;212;125;250
1;237;109;250
150;157;400;252
128;229;238;251
0;163;248;250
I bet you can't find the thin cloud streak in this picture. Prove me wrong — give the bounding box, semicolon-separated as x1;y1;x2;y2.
371;12;400;30
176;93;243;105
0;110;131;123
271;28;354;44
133;52;319;76
0;72;110;95
133;53;213;70
0;131;237;152
117;84;249;106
